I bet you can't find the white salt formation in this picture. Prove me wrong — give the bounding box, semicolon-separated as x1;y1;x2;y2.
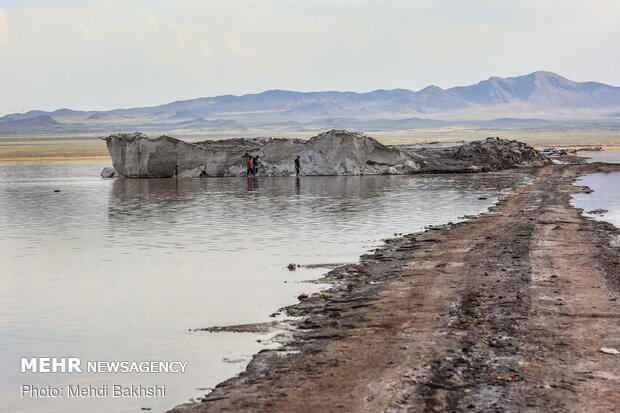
101;130;548;178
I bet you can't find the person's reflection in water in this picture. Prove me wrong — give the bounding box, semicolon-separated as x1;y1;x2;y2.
295;175;300;195
174;165;180;192
247;176;259;191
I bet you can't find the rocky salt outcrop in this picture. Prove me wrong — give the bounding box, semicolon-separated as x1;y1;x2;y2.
396;137;551;173
101;130;549;178
101;133;212;178
101;130;421;178
452;138;551;170
100;167;115;178
241;131;420;176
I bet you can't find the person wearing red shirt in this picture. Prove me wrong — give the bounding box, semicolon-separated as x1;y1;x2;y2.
246;157;254;177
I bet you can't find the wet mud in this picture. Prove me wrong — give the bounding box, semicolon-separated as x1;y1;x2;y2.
170;163;620;413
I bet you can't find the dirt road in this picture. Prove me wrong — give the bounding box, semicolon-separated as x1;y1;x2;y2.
170;164;620;413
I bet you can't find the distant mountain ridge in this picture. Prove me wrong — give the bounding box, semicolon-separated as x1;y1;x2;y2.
2;71;620;135
0;114;65;133
449;72;620;108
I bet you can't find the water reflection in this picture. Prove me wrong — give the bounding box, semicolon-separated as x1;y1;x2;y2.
572;171;620;228
0;162;530;413
582;150;620;164
108;173;525;227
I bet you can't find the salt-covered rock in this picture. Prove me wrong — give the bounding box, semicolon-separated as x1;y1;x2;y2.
100;167;115;178
101;130;548;178
247;130;420;176
179;165;208;178
451;137;550;169
102;130;420;178
395;137;550;173
101;133;212;178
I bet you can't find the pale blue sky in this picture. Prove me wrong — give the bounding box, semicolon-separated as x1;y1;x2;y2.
0;0;619;115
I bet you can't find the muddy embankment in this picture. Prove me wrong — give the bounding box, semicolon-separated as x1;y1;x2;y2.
101;130;549;178
168;162;620;413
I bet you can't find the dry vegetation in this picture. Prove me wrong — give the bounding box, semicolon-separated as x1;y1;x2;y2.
1;128;619;162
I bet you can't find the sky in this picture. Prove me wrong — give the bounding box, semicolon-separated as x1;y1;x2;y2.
0;0;619;115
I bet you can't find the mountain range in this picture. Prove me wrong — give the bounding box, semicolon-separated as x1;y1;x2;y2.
2;71;620;135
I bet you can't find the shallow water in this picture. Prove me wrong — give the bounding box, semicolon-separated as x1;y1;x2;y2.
0;162;530;413
582;150;620;164
572;150;620;228
572;171;620;229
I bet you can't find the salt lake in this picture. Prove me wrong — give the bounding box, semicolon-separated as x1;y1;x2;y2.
0;162;531;412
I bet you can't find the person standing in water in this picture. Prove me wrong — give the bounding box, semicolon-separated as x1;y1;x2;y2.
246;156;254;177
252;155;260;176
174;165;179;179
294;155;301;176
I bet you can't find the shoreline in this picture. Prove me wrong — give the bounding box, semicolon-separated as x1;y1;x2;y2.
169;162;620;412
0;155;111;163
0;141;618;165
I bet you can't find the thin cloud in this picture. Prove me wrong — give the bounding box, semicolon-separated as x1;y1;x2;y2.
0;0;619;115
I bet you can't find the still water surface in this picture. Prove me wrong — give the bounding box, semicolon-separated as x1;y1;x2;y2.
0;162;530;413
582;150;620;164
573;150;620;228
572;172;620;228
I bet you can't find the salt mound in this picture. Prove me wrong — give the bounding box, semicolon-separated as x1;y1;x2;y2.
101;130;548;178
102;130;420;178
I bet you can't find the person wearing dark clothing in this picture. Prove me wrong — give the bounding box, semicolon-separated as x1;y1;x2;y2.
246;157;254;177
174;164;179;179
294;156;301;176
252;156;260;175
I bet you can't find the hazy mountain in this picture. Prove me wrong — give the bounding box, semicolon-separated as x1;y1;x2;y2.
449;72;620;108
301;117;445;132
0;115;65;133
87;112;130;121
167;118;247;131
138;72;619;120
3;109;89;121
1;71;620;135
